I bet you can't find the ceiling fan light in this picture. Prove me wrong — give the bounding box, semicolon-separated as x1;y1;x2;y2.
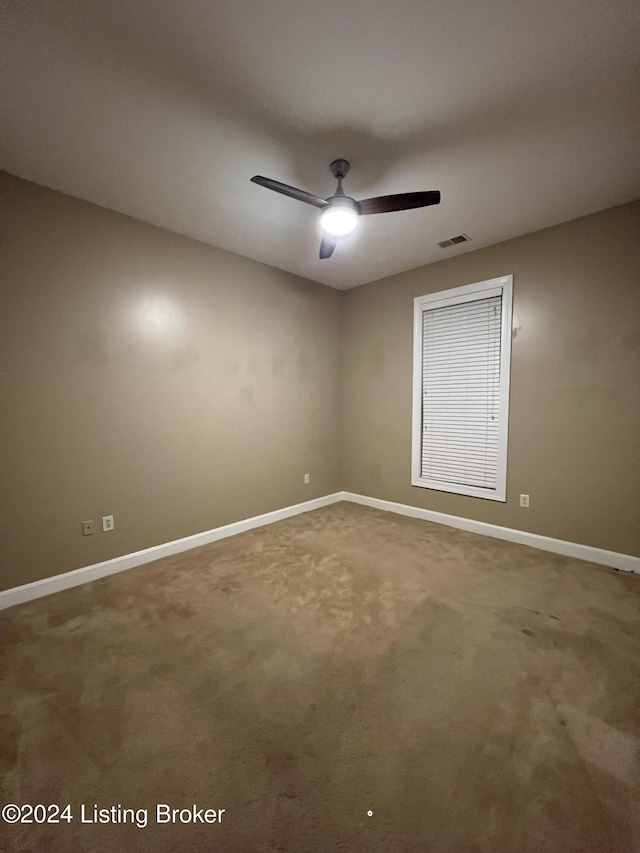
320;204;359;236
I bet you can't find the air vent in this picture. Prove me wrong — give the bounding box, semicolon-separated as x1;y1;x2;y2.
438;234;470;248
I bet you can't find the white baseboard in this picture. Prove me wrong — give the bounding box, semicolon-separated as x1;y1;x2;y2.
342;492;640;574
2;489;637;612
0;492;344;611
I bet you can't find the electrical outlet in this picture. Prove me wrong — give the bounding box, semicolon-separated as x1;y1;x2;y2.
82;520;95;536
519;494;530;508
304;473;310;484
102;515;115;532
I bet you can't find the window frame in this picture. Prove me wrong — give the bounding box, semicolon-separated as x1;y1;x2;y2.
411;275;513;502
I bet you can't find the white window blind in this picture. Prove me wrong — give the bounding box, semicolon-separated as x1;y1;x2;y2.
421;295;501;489
412;276;512;501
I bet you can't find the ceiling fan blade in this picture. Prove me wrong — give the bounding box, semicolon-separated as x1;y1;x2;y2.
319;236;338;259
357;190;441;215
251;176;328;209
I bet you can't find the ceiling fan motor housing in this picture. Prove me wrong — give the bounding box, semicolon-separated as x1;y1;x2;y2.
326;195;359;214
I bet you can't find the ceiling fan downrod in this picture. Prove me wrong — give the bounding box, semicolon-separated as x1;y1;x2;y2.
330;159;350;196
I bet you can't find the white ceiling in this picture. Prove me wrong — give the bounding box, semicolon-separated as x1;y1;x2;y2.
3;0;639;289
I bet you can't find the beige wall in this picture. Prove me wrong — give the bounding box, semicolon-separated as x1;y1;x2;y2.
342;201;640;557
0;173;342;590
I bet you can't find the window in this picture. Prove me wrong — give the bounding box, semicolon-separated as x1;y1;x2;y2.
412;275;513;501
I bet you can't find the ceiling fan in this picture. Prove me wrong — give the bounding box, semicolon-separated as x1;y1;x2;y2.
251;159;441;259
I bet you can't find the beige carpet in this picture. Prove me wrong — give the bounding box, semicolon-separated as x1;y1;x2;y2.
1;502;639;852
